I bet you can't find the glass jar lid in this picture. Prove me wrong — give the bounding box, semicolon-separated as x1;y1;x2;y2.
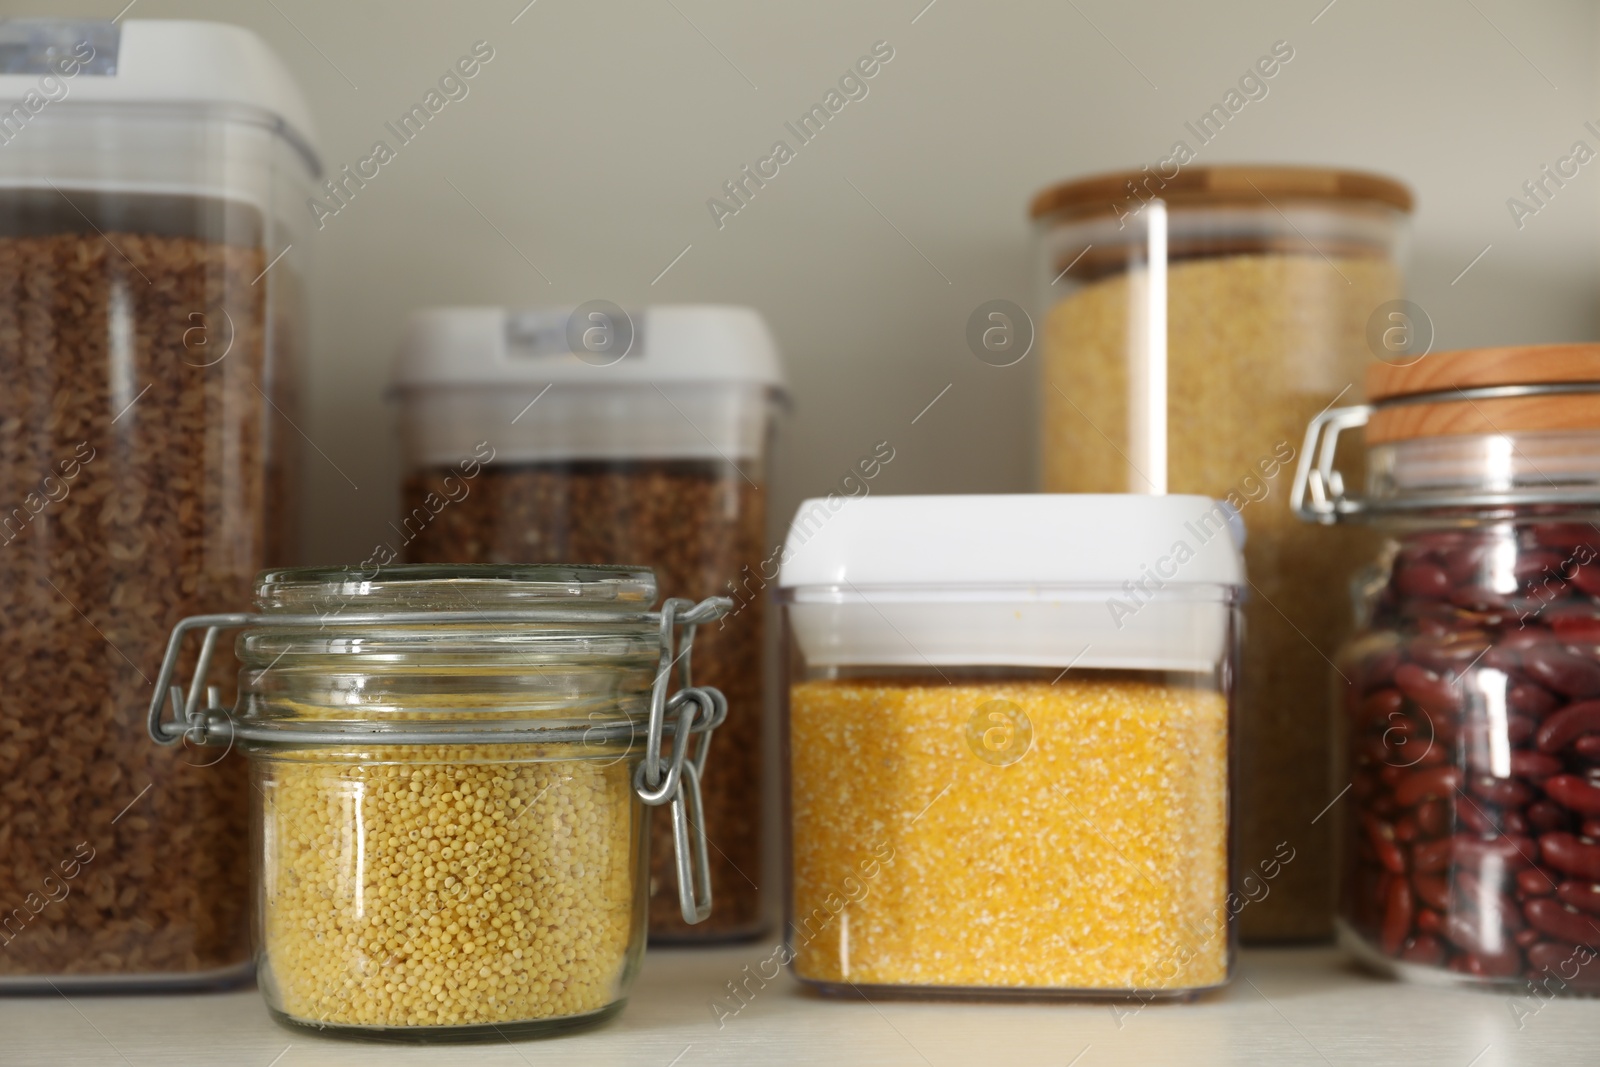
1293;344;1600;522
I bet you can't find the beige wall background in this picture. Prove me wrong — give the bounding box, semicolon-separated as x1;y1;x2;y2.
22;0;1600;562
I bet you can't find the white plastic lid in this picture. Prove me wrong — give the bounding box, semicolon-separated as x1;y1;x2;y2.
0;18;319;170
779;494;1245;672
393;306;787;391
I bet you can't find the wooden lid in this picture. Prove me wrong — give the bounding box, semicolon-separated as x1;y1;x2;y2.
1365;344;1600;445
1029;165;1414;221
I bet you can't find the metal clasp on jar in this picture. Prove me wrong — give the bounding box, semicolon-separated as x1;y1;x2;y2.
145;595;732;926
1292;381;1600;525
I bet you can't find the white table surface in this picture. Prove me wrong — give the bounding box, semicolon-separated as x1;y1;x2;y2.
2;945;1592;1066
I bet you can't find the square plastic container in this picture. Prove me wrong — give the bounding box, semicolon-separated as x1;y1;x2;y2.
777;494;1245;997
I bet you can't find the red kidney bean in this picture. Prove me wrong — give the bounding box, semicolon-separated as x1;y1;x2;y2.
1540;833;1600;880
1582;818;1600;839
1573;564;1600;598
1400;934;1447;964
1574;736;1600;762
1365;816;1407;874
1452;833;1537;869
1505;811;1531;835
1527;800;1570;833
1465;748;1561;778
1509;683;1560;718
1535;701;1600;753
1410;633;1491;672
1556;881;1600;916
1551;615;1600;644
1382;877;1415;955
1518;867;1557;896
1361;648;1402;692
1396;766;1462;806
1380;765;1408;788
1442;544;1490;584
1397;562;1452;599
1523;645;1600;697
1417;799;1451;837
1416;907;1444;935
1456;800;1500;835
1394;663;1464;715
1363;687;1404;723
1413;872;1451;911
1412;838;1453;873
1532;524;1598;551
1458;870;1525;933
1395;814;1420;842
1525;897;1600;945
1516;927;1543;948
1468;775;1533;807
1544;775;1600;815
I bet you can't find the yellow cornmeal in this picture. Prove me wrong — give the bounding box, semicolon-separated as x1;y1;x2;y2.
260;747;637;1029
789;678;1229;991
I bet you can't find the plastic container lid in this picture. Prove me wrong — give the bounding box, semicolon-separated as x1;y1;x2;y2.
394;305;786;391
0;18;320;172
778;494;1245;673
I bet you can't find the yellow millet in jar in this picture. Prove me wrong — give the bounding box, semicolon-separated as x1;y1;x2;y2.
789;677;1229;991
260;746;639;1029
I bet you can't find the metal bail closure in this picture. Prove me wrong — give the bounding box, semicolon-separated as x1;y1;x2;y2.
145;593;734;926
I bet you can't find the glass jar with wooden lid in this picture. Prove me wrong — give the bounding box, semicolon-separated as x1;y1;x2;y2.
1031;165;1414;941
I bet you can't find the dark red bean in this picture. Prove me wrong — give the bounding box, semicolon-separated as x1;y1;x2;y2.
1573;564;1600;598
1397;562;1451;598
1396;766;1462;806
1536;701;1600;753
1417;799;1451;838
1551;616;1600;644
1544;775;1600;815
1523;645;1600;698
1517;550;1569;582
1410;633;1491;672
1583;818;1600;839
1382;876;1414;955
1395;814;1420;842
1416;907;1444;935
1516;927;1543;948
1532;524;1599;551
1365;817;1407;874
1518;867;1557;896
1361;648;1401;691
1452;833;1537;869
1457;799;1501;835
1414;872;1451;911
1468;775;1533;807
1442;544;1490;584
1459;870;1526;933
1394;663;1464;715
1556;881;1600;916
1505;811;1531;835
1527;800;1570;833
1509;683;1560;718
1400;934;1447;964
1540;833;1600;880
1574;736;1600;761
1525;897;1600;944
1412;838;1453;873
1362;687;1404;723
1466;748;1561;779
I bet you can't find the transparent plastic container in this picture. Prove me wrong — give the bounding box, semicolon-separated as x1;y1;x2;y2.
1295;343;1600;992
146;565;731;1040
392;306;784;942
1031;164;1413;942
0;18;315;989
773;495;1245;1000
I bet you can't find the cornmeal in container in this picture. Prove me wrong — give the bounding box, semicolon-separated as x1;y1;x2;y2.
778;495;1244;996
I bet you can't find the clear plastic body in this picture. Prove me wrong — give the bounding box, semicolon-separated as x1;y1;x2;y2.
1035;196;1407;941
398;383;776;942
779;588;1241;998
0;100;311;985
239;566;660;1039
1338;514;1600;991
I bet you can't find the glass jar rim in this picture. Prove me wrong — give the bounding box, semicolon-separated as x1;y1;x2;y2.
255;563;658;614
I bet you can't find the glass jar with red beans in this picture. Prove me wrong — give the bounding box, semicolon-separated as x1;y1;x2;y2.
1294;344;1600;991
